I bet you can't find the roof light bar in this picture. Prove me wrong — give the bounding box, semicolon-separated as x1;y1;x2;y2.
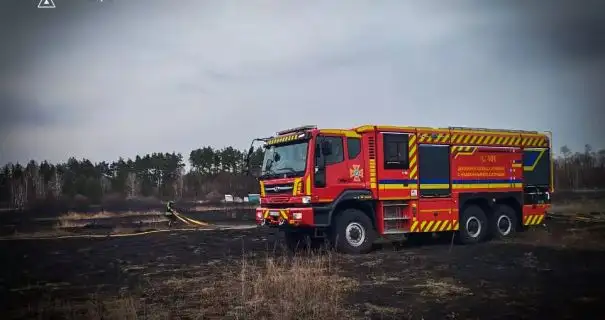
276;125;317;136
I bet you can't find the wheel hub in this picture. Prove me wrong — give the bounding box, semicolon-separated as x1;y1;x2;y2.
466;217;481;238
345;222;366;247
497;215;512;235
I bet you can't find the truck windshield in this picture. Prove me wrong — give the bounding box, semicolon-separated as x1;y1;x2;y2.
261;141;309;178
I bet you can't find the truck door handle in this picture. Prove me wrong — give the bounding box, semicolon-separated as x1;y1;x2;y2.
338;178;348;183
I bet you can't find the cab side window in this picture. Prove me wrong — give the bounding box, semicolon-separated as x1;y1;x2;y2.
347;137;361;159
383;133;409;169
324;136;344;165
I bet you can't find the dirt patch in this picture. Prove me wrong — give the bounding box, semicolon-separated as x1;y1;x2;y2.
2;220;605;319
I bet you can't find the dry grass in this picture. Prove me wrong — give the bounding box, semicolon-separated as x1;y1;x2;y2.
551;198;605;215
53;211;165;230
200;250;358;319
27;296;142;320
414;278;472;299
25;251;358;320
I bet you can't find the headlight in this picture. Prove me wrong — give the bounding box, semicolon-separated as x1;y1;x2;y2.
256;211;262;219
302;196;311;204
293;212;303;220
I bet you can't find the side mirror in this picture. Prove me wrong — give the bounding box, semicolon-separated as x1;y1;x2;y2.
244;145;254;175
321;141;332;156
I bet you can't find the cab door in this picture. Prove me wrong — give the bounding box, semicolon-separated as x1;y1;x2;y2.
313;134;349;202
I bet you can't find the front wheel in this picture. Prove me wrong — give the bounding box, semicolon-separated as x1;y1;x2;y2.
331;208;376;254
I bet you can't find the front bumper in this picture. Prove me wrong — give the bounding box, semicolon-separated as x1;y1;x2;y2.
255;207;315;227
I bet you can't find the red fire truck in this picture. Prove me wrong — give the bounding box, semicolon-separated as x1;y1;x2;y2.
247;125;553;254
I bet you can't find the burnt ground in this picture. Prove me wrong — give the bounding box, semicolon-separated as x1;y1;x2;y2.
2;215;605;319
0;207;257;238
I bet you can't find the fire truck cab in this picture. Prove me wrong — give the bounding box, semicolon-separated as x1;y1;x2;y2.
251;125;553;254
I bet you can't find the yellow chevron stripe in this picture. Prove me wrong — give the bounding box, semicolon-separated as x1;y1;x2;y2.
536;215;544;224
453;220;459;230
409;144;417;156
305;175;311;195
431;221;442;232
411;220;418;232
424;221;434;232
260;181;266;196
475;136;485;144
409;166;417;179
439;220;449;231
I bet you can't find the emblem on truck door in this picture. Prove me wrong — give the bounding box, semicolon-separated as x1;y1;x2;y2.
349;165;364;182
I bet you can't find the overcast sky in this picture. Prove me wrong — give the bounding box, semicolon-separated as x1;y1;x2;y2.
1;0;604;165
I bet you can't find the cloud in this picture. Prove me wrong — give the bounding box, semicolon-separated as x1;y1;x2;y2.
1;0;604;165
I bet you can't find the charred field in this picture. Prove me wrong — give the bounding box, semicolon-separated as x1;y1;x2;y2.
1;195;605;319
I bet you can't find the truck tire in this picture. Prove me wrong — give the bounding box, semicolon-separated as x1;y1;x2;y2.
489;204;517;240
331;208;376;254
457;204;488;245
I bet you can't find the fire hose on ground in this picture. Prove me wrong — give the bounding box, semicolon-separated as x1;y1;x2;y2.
166;201;210;227
171;210;210;227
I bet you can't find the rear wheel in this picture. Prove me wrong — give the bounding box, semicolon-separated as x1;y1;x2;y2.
457;205;488;244
490;204;517;240
331;208;376;254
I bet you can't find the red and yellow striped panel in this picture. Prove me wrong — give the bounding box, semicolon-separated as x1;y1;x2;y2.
451;133;548;148
408;134;418;180
417;132;451;144
410;219;459;232
416;131;549;148
262;209;289;220
523;214;544;226
452;146;478;158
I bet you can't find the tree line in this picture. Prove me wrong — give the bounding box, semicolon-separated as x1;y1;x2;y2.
0;144;604;210
0;146;265;210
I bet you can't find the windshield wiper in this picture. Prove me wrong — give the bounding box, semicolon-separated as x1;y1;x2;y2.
276;167;298;174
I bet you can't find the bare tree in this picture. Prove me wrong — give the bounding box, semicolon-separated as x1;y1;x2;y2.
125;172;140;199
10;178;26;210
48;170;63;200
100;175;111;197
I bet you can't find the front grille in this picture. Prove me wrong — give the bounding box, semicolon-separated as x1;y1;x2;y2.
264;183;294;195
